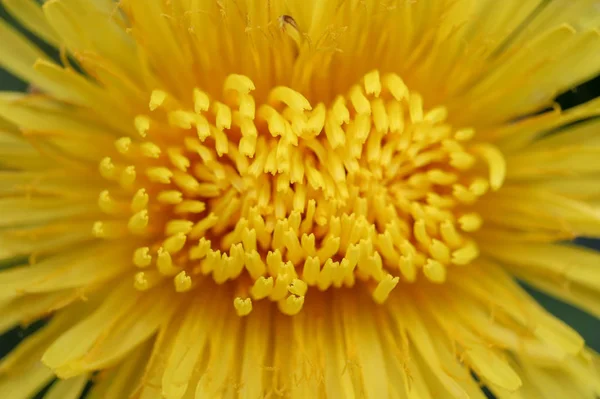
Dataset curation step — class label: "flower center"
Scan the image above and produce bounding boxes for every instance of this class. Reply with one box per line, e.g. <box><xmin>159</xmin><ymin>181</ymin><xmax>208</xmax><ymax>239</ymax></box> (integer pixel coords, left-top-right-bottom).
<box><xmin>93</xmin><ymin>70</ymin><xmax>505</xmax><ymax>316</ymax></box>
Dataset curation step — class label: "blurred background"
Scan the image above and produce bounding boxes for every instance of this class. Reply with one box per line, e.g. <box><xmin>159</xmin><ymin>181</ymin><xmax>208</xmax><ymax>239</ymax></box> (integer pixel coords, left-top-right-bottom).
<box><xmin>0</xmin><ymin>2</ymin><xmax>599</xmax><ymax>396</ymax></box>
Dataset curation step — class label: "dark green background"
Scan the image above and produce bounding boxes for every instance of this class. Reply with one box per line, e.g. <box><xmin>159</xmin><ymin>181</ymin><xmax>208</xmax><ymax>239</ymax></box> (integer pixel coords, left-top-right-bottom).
<box><xmin>0</xmin><ymin>4</ymin><xmax>599</xmax><ymax>395</ymax></box>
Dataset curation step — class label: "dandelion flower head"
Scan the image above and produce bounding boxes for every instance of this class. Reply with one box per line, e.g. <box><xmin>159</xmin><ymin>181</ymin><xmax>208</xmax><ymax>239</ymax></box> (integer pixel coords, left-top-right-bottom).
<box><xmin>0</xmin><ymin>0</ymin><xmax>600</xmax><ymax>398</ymax></box>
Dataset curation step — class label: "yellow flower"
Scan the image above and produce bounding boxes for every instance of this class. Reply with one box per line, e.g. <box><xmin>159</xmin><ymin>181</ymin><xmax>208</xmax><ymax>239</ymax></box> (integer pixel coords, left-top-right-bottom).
<box><xmin>1</xmin><ymin>0</ymin><xmax>600</xmax><ymax>397</ymax></box>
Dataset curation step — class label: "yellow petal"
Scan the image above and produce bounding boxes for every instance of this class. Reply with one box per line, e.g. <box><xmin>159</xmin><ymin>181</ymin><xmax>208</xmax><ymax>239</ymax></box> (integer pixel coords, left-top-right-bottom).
<box><xmin>3</xmin><ymin>0</ymin><xmax>61</xmax><ymax>47</ymax></box>
<box><xmin>0</xmin><ymin>362</ymin><xmax>53</xmax><ymax>399</ymax></box>
<box><xmin>0</xmin><ymin>290</ymin><xmax>79</xmax><ymax>335</ymax></box>
<box><xmin>161</xmin><ymin>294</ymin><xmax>223</xmax><ymax>399</ymax></box>
<box><xmin>85</xmin><ymin>341</ymin><xmax>151</xmax><ymax>399</ymax></box>
<box><xmin>44</xmin><ymin>375</ymin><xmax>88</xmax><ymax>399</ymax></box>
<box><xmin>41</xmin><ymin>281</ymin><xmax>138</xmax><ymax>374</ymax></box>
<box><xmin>0</xmin><ymin>244</ymin><xmax>128</xmax><ymax>300</ymax></box>
<box><xmin>477</xmin><ymin>186</ymin><xmax>600</xmax><ymax>237</ymax></box>
<box><xmin>0</xmin><ymin>197</ymin><xmax>95</xmax><ymax>229</ymax></box>
<box><xmin>465</xmin><ymin>347</ymin><xmax>522</xmax><ymax>391</ymax></box>
<box><xmin>59</xmin><ymin>285</ymin><xmax>181</xmax><ymax>377</ymax></box>
<box><xmin>0</xmin><ymin>19</ymin><xmax>61</xmax><ymax>93</ymax></box>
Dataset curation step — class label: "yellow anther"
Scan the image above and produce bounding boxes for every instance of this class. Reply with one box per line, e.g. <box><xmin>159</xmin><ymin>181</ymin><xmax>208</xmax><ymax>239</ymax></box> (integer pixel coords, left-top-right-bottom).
<box><xmin>316</xmin><ymin>236</ymin><xmax>340</xmax><ymax>261</ymax></box>
<box><xmin>423</xmin><ymin>259</ymin><xmax>446</xmax><ymax>283</ymax></box>
<box><xmin>387</xmin><ymin>101</ymin><xmax>404</xmax><ymax>133</ymax></box>
<box><xmin>426</xmin><ymin>193</ymin><xmax>456</xmax><ymax>208</ymax></box>
<box><xmin>224</xmin><ymin>74</ymin><xmax>255</xmax><ymax>94</ymax></box>
<box><xmin>452</xmin><ymin>241</ymin><xmax>479</xmax><ymax>265</ymax></box>
<box><xmin>168</xmin><ymin>110</ymin><xmax>197</xmax><ymax>129</ymax></box>
<box><xmin>469</xmin><ymin>178</ymin><xmax>489</xmax><ymax>196</ymax></box>
<box><xmin>455</xmin><ymin>128</ymin><xmax>475</xmax><ymax>141</ymax></box>
<box><xmin>163</xmin><ymin>232</ymin><xmax>187</xmax><ymax>254</ymax></box>
<box><xmin>442</xmin><ymin>139</ymin><xmax>464</xmax><ymax>152</ymax></box>
<box><xmin>413</xmin><ymin>219</ymin><xmax>431</xmax><ymax>247</ymax></box>
<box><xmin>201</xmin><ymin>249</ymin><xmax>220</xmax><ymax>275</ymax></box>
<box><xmin>330</xmin><ymin>96</ymin><xmax>349</xmax><ymax>125</ymax></box>
<box><xmin>134</xmin><ymin>272</ymin><xmax>150</xmax><ymax>291</ymax></box>
<box><xmin>172</xmin><ymin>172</ymin><xmax>201</xmax><ymax>194</ymax></box>
<box><xmin>190</xmin><ymin>213</ymin><xmax>219</xmax><ymax>238</ymax></box>
<box><xmin>128</xmin><ymin>210</ymin><xmax>149</xmax><ymax>234</ymax></box>
<box><xmin>305</xmin><ymin>103</ymin><xmax>327</xmax><ymax>135</ymax></box>
<box><xmin>165</xmin><ymin>220</ymin><xmax>194</xmax><ymax>236</ymax></box>
<box><xmin>364</xmin><ymin>70</ymin><xmax>382</xmax><ymax>97</ymax></box>
<box><xmin>92</xmin><ymin>221</ymin><xmax>104</xmax><ymax>238</ymax></box>
<box><xmin>288</xmin><ymin>278</ymin><xmax>308</xmax><ymax>297</ymax></box>
<box><xmin>244</xmin><ymin>250</ymin><xmax>266</xmax><ymax>279</ymax></box>
<box><xmin>427</xmin><ymin>169</ymin><xmax>457</xmax><ymax>185</ymax></box>
<box><xmin>131</xmin><ymin>188</ymin><xmax>149</xmax><ymax>212</ymax></box>
<box><xmin>167</xmin><ymin>149</ymin><xmax>190</xmax><ymax>171</ymax></box>
<box><xmin>120</xmin><ymin>166</ymin><xmax>136</xmax><ymax>188</ymax></box>
<box><xmin>149</xmin><ymin>90</ymin><xmax>168</xmax><ymax>111</ymax></box>
<box><xmin>189</xmin><ymin>237</ymin><xmax>211</xmax><ymax>260</ymax></box>
<box><xmin>409</xmin><ymin>93</ymin><xmax>423</xmax><ymax>123</ymax></box>
<box><xmin>196</xmin><ymin>114</ymin><xmax>211</xmax><ymax>140</ymax></box>
<box><xmin>349</xmin><ymin>85</ymin><xmax>371</xmax><ymax>114</ymax></box>
<box><xmin>382</xmin><ymin>73</ymin><xmax>408</xmax><ymax>100</ymax></box>
<box><xmin>115</xmin><ymin>137</ymin><xmax>132</xmax><ymax>154</ymax></box>
<box><xmin>98</xmin><ymin>190</ymin><xmax>119</xmax><ymax>214</ymax></box>
<box><xmin>440</xmin><ymin>220</ymin><xmax>463</xmax><ymax>248</ymax></box>
<box><xmin>453</xmin><ymin>184</ymin><xmax>477</xmax><ymax>204</ymax></box>
<box><xmin>133</xmin><ymin>247</ymin><xmax>152</xmax><ymax>268</ymax></box>
<box><xmin>157</xmin><ymin>190</ymin><xmax>183</xmax><ymax>205</ymax></box>
<box><xmin>282</xmin><ymin>229</ymin><xmax>303</xmax><ymax>263</ymax></box>
<box><xmin>239</xmin><ymin>93</ymin><xmax>256</xmax><ymax>119</ymax></box>
<box><xmin>251</xmin><ymin>276</ymin><xmax>273</xmax><ymax>300</ymax></box>
<box><xmin>146</xmin><ymin>167</ymin><xmax>173</xmax><ymax>184</ymax></box>
<box><xmin>302</xmin><ymin>256</ymin><xmax>320</xmax><ymax>286</ymax></box>
<box><xmin>270</xmin><ymin>273</ymin><xmax>292</xmax><ymax>301</ymax></box>
<box><xmin>134</xmin><ymin>115</ymin><xmax>151</xmax><ymax>137</ymax></box>
<box><xmin>242</xmin><ymin>228</ymin><xmax>257</xmax><ymax>252</ymax></box>
<box><xmin>471</xmin><ymin>144</ymin><xmax>506</xmax><ymax>191</ymax></box>
<box><xmin>268</xmin><ymin>86</ymin><xmax>312</xmax><ymax>112</ymax></box>
<box><xmin>258</xmin><ymin>105</ymin><xmax>287</xmax><ymax>136</ymax></box>
<box><xmin>99</xmin><ymin>157</ymin><xmax>116</xmax><ymax>180</ymax></box>
<box><xmin>317</xmin><ymin>258</ymin><xmax>336</xmax><ymax>291</ymax></box>
<box><xmin>324</xmin><ymin>117</ymin><xmax>346</xmax><ymax>149</ymax></box>
<box><xmin>174</xmin><ymin>200</ymin><xmax>206</xmax><ymax>214</ymax></box>
<box><xmin>372</xmin><ymin>274</ymin><xmax>399</xmax><ymax>304</ymax></box>
<box><xmin>371</xmin><ymin>98</ymin><xmax>388</xmax><ymax>133</ymax></box>
<box><xmin>174</xmin><ymin>271</ymin><xmax>192</xmax><ymax>292</ymax></box>
<box><xmin>458</xmin><ymin>213</ymin><xmax>483</xmax><ymax>232</ymax></box>
<box><xmin>213</xmin><ymin>102</ymin><xmax>232</xmax><ymax>130</ymax></box>
<box><xmin>134</xmin><ymin>270</ymin><xmax>163</xmax><ymax>291</ymax></box>
<box><xmin>140</xmin><ymin>142</ymin><xmax>161</xmax><ymax>158</ymax></box>
<box><xmin>424</xmin><ymin>106</ymin><xmax>448</xmax><ymax>123</ymax></box>
<box><xmin>193</xmin><ymin>88</ymin><xmax>210</xmax><ymax>112</ymax></box>
<box><xmin>156</xmin><ymin>248</ymin><xmax>181</xmax><ymax>276</ymax></box>
<box><xmin>266</xmin><ymin>249</ymin><xmax>283</xmax><ymax>276</ymax></box>
<box><xmin>278</xmin><ymin>295</ymin><xmax>304</xmax><ymax>316</ymax></box>
<box><xmin>429</xmin><ymin>239</ymin><xmax>451</xmax><ymax>264</ymax></box>
<box><xmin>92</xmin><ymin>221</ymin><xmax>123</xmax><ymax>239</ymax></box>
<box><xmin>212</xmin><ymin>126</ymin><xmax>229</xmax><ymax>156</ymax></box>
<box><xmin>233</xmin><ymin>297</ymin><xmax>253</xmax><ymax>316</ymax></box>
<box><xmin>398</xmin><ymin>255</ymin><xmax>416</xmax><ymax>282</ymax></box>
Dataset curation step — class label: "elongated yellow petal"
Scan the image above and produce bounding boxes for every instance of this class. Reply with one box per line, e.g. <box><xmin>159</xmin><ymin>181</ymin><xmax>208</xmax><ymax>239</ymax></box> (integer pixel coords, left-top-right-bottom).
<box><xmin>65</xmin><ymin>285</ymin><xmax>180</xmax><ymax>377</ymax></box>
<box><xmin>0</xmin><ymin>244</ymin><xmax>128</xmax><ymax>300</ymax></box>
<box><xmin>44</xmin><ymin>375</ymin><xmax>88</xmax><ymax>399</ymax></box>
<box><xmin>85</xmin><ymin>341</ymin><xmax>151</xmax><ymax>399</ymax></box>
<box><xmin>3</xmin><ymin>0</ymin><xmax>61</xmax><ymax>47</ymax></box>
<box><xmin>0</xmin><ymin>19</ymin><xmax>60</xmax><ymax>93</ymax></box>
<box><xmin>0</xmin><ymin>290</ymin><xmax>79</xmax><ymax>335</ymax></box>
